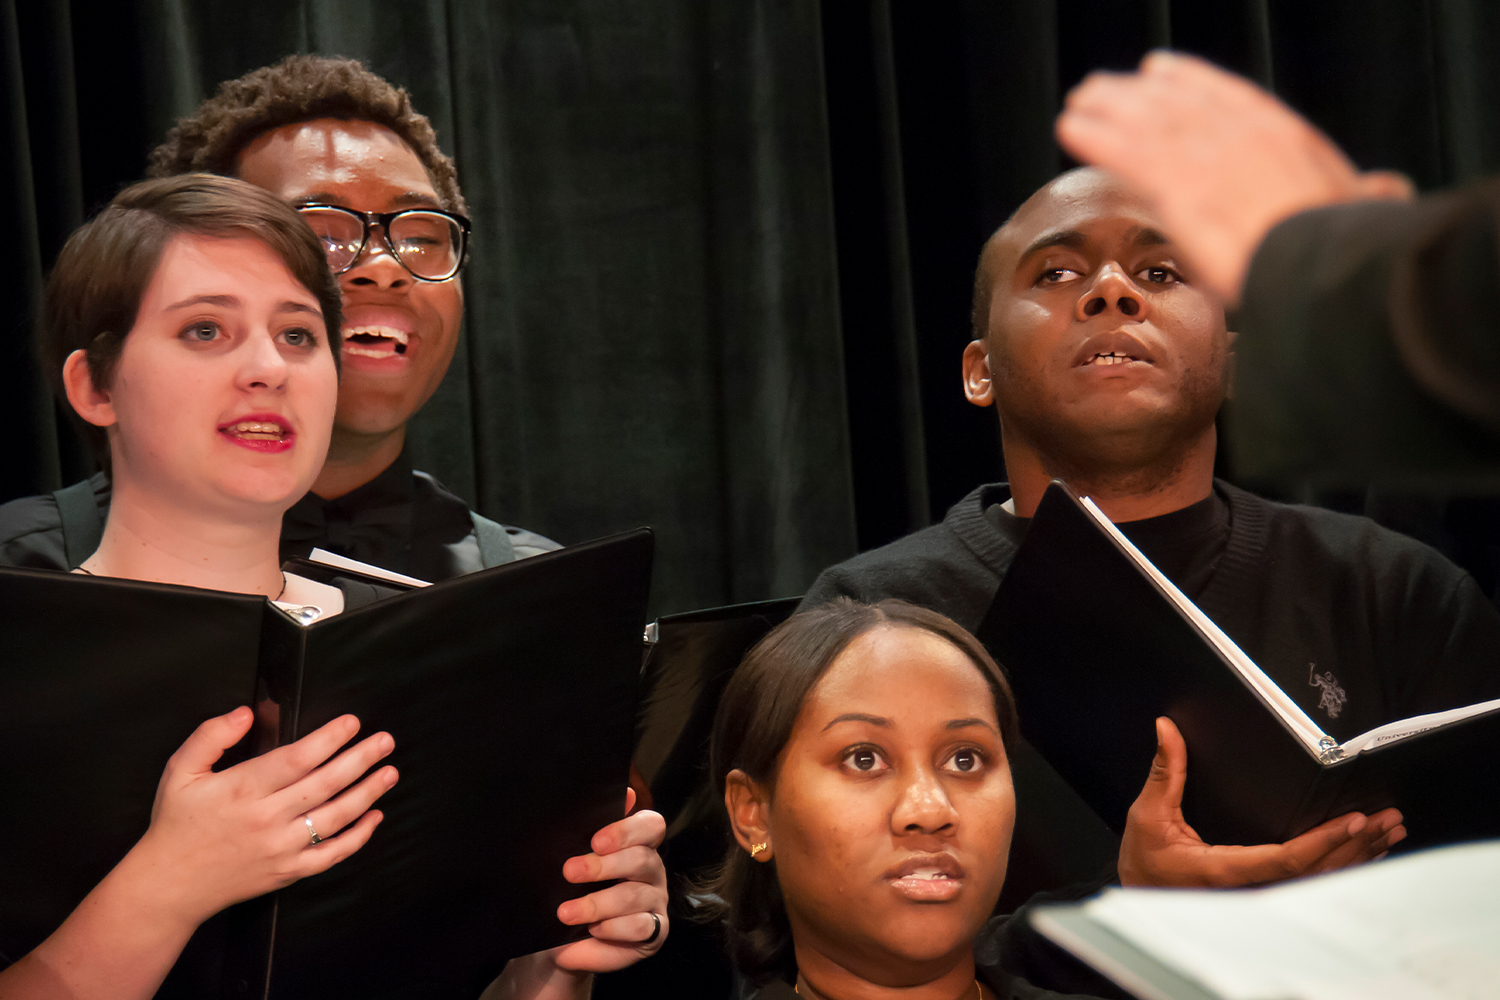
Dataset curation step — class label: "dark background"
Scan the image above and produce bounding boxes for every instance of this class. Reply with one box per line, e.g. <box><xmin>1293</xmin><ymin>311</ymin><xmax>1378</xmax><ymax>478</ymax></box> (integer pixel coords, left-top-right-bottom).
<box><xmin>6</xmin><ymin>0</ymin><xmax>1500</xmax><ymax>615</ymax></box>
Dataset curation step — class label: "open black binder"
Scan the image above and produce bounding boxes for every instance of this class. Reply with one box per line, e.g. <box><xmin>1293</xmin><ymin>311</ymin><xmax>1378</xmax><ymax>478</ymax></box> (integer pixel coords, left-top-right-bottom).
<box><xmin>979</xmin><ymin>482</ymin><xmax>1500</xmax><ymax>849</ymax></box>
<box><xmin>634</xmin><ymin>597</ymin><xmax>801</xmax><ymax>831</ymax></box>
<box><xmin>0</xmin><ymin>529</ymin><xmax>653</xmax><ymax>1000</ymax></box>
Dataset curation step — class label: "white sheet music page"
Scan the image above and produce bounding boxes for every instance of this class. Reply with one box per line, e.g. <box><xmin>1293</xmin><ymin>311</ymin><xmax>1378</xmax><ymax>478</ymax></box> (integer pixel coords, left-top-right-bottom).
<box><xmin>307</xmin><ymin>547</ymin><xmax>431</xmax><ymax>588</ymax></box>
<box><xmin>1080</xmin><ymin>840</ymin><xmax>1500</xmax><ymax>1000</ymax></box>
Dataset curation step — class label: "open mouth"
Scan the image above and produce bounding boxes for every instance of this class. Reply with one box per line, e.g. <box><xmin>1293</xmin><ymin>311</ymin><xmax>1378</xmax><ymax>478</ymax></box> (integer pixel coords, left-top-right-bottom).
<box><xmin>1083</xmin><ymin>351</ymin><xmax>1144</xmax><ymax>366</ymax></box>
<box><xmin>219</xmin><ymin>415</ymin><xmax>293</xmax><ymax>452</ymax></box>
<box><xmin>885</xmin><ymin>855</ymin><xmax>966</xmax><ymax>901</ymax></box>
<box><xmin>343</xmin><ymin>325</ymin><xmax>410</xmax><ymax>358</ymax></box>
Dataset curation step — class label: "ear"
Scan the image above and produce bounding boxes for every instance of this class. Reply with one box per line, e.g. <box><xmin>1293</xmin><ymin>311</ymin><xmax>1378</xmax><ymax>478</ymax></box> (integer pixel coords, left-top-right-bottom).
<box><xmin>62</xmin><ymin>349</ymin><xmax>117</xmax><ymax>429</ymax></box>
<box><xmin>962</xmin><ymin>339</ymin><xmax>995</xmax><ymax>408</ymax></box>
<box><xmin>725</xmin><ymin>768</ymin><xmax>774</xmax><ymax>861</ymax></box>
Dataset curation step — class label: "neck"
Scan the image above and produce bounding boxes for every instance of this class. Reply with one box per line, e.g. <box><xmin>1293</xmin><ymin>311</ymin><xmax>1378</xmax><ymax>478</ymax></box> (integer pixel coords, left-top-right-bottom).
<box><xmin>83</xmin><ymin>475</ymin><xmax>285</xmax><ymax>597</ymax></box>
<box><xmin>793</xmin><ymin>948</ymin><xmax>979</xmax><ymax>1000</ymax></box>
<box><xmin>1003</xmin><ymin>423</ymin><xmax>1217</xmax><ymax>522</ymax></box>
<box><xmin>313</xmin><ymin>423</ymin><xmax>405</xmax><ymax>500</ymax></box>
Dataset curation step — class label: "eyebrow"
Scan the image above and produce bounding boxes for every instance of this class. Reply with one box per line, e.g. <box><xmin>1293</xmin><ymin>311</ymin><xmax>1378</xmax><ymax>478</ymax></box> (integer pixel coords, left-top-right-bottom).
<box><xmin>820</xmin><ymin>713</ymin><xmax>1000</xmax><ymax>734</ymax></box>
<box><xmin>822</xmin><ymin>713</ymin><xmax>890</xmax><ymax>731</ymax></box>
<box><xmin>164</xmin><ymin>294</ymin><xmax>321</xmax><ymax>317</ymax></box>
<box><xmin>946</xmin><ymin>718</ymin><xmax>999</xmax><ymax>733</ymax></box>
<box><xmin>165</xmin><ymin>293</ymin><xmax>239</xmax><ymax>311</ymax></box>
<box><xmin>299</xmin><ymin>190</ymin><xmax>442</xmax><ymax>211</ymax></box>
<box><xmin>1016</xmin><ymin>225</ymin><xmax>1173</xmax><ymax>270</ymax></box>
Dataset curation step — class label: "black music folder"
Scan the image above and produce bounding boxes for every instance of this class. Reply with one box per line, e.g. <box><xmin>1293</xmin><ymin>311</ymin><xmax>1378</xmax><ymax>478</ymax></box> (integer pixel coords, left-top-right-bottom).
<box><xmin>0</xmin><ymin>529</ymin><xmax>653</xmax><ymax>1000</ymax></box>
<box><xmin>979</xmin><ymin>482</ymin><xmax>1500</xmax><ymax>849</ymax></box>
<box><xmin>634</xmin><ymin>597</ymin><xmax>801</xmax><ymax>831</ymax></box>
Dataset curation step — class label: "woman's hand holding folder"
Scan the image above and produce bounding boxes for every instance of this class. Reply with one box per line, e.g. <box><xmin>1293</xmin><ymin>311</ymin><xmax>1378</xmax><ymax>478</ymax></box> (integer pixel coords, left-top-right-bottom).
<box><xmin>0</xmin><ymin>707</ymin><xmax>397</xmax><ymax>1000</ymax></box>
<box><xmin>1118</xmin><ymin>718</ymin><xmax>1407</xmax><ymax>888</ymax></box>
<box><xmin>485</xmin><ymin>787</ymin><xmax>668</xmax><ymax>1000</ymax></box>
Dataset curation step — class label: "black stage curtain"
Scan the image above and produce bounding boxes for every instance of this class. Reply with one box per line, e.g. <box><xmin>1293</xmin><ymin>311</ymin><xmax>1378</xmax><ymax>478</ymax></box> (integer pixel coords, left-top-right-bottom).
<box><xmin>6</xmin><ymin>1</ymin><xmax>1500</xmax><ymax>614</ymax></box>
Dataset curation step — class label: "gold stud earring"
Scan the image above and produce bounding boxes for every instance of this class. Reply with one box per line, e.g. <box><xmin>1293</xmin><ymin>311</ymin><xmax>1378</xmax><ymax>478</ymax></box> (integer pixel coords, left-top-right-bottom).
<box><xmin>750</xmin><ymin>842</ymin><xmax>769</xmax><ymax>857</ymax></box>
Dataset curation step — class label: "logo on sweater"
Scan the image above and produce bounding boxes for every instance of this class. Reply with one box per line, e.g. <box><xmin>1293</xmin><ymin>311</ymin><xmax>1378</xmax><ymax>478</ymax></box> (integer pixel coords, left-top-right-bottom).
<box><xmin>1308</xmin><ymin>664</ymin><xmax>1347</xmax><ymax>720</ymax></box>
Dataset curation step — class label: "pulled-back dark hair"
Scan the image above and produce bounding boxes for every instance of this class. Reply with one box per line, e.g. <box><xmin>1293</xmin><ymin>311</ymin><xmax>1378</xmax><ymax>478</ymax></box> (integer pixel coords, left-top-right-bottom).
<box><xmin>700</xmin><ymin>598</ymin><xmax>1018</xmax><ymax>985</ymax></box>
<box><xmin>147</xmin><ymin>53</ymin><xmax>466</xmax><ymax>215</ymax></box>
<box><xmin>42</xmin><ymin>173</ymin><xmax>343</xmax><ymax>471</ymax></box>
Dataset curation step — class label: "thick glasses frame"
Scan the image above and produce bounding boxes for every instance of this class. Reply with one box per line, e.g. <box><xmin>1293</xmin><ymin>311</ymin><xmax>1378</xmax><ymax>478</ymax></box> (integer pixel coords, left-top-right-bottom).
<box><xmin>296</xmin><ymin>203</ymin><xmax>472</xmax><ymax>282</ymax></box>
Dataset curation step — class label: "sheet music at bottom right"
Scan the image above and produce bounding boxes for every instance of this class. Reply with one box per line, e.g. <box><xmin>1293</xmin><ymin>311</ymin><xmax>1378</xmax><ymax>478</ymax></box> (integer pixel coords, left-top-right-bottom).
<box><xmin>1030</xmin><ymin>839</ymin><xmax>1500</xmax><ymax>1000</ymax></box>
<box><xmin>979</xmin><ymin>481</ymin><xmax>1500</xmax><ymax>849</ymax></box>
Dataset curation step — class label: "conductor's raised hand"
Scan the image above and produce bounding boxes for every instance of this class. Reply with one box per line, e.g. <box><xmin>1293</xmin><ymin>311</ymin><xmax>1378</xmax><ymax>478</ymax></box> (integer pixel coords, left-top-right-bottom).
<box><xmin>134</xmin><ymin>707</ymin><xmax>397</xmax><ymax>927</ymax></box>
<box><xmin>1056</xmin><ymin>51</ymin><xmax>1413</xmax><ymax>305</ymax></box>
<box><xmin>554</xmin><ymin>786</ymin><xmax>669</xmax><ymax>973</ymax></box>
<box><xmin>1118</xmin><ymin>717</ymin><xmax>1405</xmax><ymax>888</ymax></box>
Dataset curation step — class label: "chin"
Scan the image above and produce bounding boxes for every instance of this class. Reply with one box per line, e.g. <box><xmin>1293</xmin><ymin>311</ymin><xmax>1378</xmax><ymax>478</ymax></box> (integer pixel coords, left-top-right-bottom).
<box><xmin>214</xmin><ymin>470</ymin><xmax>315</xmax><ymax>509</ymax></box>
<box><xmin>332</xmin><ymin>402</ymin><xmax>417</xmax><ymax>440</ymax></box>
<box><xmin>870</xmin><ymin>911</ymin><xmax>977</xmax><ymax>965</ymax></box>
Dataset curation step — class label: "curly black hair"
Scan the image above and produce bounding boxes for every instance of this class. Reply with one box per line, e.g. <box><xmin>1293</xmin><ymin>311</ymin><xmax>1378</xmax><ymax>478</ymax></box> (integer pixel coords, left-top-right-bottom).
<box><xmin>147</xmin><ymin>53</ymin><xmax>466</xmax><ymax>215</ymax></box>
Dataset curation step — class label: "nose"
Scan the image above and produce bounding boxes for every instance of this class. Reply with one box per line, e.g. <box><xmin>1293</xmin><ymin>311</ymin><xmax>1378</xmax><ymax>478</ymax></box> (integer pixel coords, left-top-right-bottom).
<box><xmin>238</xmin><ymin>329</ymin><xmax>289</xmax><ymax>392</ymax></box>
<box><xmin>343</xmin><ymin>225</ymin><xmax>411</xmax><ymax>291</ymax></box>
<box><xmin>890</xmin><ymin>766</ymin><xmax>959</xmax><ymax>835</ymax></box>
<box><xmin>1075</xmin><ymin>262</ymin><xmax>1149</xmax><ymax>322</ymax></box>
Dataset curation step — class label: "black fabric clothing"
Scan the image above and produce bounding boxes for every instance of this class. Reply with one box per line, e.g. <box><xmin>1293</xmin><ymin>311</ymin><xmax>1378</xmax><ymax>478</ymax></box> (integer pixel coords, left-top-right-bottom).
<box><xmin>1232</xmin><ymin>187</ymin><xmax>1500</xmax><ymax>486</ymax></box>
<box><xmin>321</xmin><ymin>574</ymin><xmax>403</xmax><ymax>612</ymax></box>
<box><xmin>743</xmin><ymin>971</ymin><xmax>1097</xmax><ymax>1000</ymax></box>
<box><xmin>0</xmin><ymin>472</ymin><xmax>112</xmax><ymax>571</ymax></box>
<box><xmin>807</xmin><ymin>478</ymin><xmax>1500</xmax><ymax>741</ymax></box>
<box><xmin>0</xmin><ymin>450</ymin><xmax>558</xmax><ymax>580</ymax></box>
<box><xmin>803</xmin><ymin>478</ymin><xmax>1500</xmax><ymax>997</ymax></box>
<box><xmin>983</xmin><ymin>490</ymin><xmax>1231</xmax><ymax>604</ymax></box>
<box><xmin>277</xmin><ymin>449</ymin><xmax>559</xmax><ymax>579</ymax></box>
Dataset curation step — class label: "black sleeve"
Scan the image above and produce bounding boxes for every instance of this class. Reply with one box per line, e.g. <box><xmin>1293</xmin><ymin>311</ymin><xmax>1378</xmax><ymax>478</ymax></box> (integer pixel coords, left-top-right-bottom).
<box><xmin>798</xmin><ymin>563</ymin><xmax>874</xmax><ymax>612</ymax></box>
<box><xmin>1230</xmin><ymin>185</ymin><xmax>1500</xmax><ymax>485</ymax></box>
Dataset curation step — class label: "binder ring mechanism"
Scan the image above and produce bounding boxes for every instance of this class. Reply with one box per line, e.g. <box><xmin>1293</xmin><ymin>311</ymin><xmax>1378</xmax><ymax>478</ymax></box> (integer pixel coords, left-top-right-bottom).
<box><xmin>1317</xmin><ymin>737</ymin><xmax>1346</xmax><ymax>765</ymax></box>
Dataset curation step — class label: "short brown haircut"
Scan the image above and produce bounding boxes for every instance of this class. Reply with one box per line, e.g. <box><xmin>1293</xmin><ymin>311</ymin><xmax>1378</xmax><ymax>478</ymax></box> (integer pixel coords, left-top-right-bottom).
<box><xmin>43</xmin><ymin>173</ymin><xmax>344</xmax><ymax>470</ymax></box>
<box><xmin>147</xmin><ymin>54</ymin><xmax>465</xmax><ymax>215</ymax></box>
<box><xmin>699</xmin><ymin>598</ymin><xmax>1018</xmax><ymax>985</ymax></box>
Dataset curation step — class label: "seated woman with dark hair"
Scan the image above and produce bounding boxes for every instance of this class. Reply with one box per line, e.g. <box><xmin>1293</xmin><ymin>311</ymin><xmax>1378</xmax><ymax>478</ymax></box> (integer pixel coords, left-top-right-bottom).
<box><xmin>0</xmin><ymin>173</ymin><xmax>664</xmax><ymax>1000</ymax></box>
<box><xmin>706</xmin><ymin>598</ymin><xmax>1086</xmax><ymax>1000</ymax></box>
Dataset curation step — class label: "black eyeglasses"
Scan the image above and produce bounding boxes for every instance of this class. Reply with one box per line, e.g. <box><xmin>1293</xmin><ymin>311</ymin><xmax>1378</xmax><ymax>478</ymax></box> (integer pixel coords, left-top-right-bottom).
<box><xmin>296</xmin><ymin>204</ymin><xmax>471</xmax><ymax>282</ymax></box>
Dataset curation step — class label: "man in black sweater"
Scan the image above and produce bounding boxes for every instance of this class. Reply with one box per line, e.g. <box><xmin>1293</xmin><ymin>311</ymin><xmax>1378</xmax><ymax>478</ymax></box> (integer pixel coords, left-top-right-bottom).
<box><xmin>0</xmin><ymin>55</ymin><xmax>556</xmax><ymax>580</ymax></box>
<box><xmin>803</xmin><ymin>167</ymin><xmax>1500</xmax><ymax>923</ymax></box>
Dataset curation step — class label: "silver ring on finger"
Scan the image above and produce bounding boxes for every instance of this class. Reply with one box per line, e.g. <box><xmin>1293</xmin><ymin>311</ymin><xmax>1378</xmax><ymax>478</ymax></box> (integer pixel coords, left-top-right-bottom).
<box><xmin>304</xmin><ymin>815</ymin><xmax>323</xmax><ymax>846</ymax></box>
<box><xmin>643</xmin><ymin>911</ymin><xmax>661</xmax><ymax>945</ymax></box>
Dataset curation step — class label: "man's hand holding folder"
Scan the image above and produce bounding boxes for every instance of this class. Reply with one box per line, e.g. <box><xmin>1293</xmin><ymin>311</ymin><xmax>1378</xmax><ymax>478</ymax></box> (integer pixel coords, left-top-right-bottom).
<box><xmin>1119</xmin><ymin>718</ymin><xmax>1408</xmax><ymax>888</ymax></box>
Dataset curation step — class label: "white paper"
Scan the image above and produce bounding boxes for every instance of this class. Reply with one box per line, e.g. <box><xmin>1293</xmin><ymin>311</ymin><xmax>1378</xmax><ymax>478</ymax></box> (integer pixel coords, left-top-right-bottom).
<box><xmin>1339</xmin><ymin>697</ymin><xmax>1500</xmax><ymax>755</ymax></box>
<box><xmin>1080</xmin><ymin>841</ymin><xmax>1500</xmax><ymax>1000</ymax></box>
<box><xmin>307</xmin><ymin>547</ymin><xmax>431</xmax><ymax>589</ymax></box>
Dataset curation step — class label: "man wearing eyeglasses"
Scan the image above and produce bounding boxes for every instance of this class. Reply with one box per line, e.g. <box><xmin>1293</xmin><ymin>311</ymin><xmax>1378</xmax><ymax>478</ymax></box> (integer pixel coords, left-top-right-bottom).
<box><xmin>0</xmin><ymin>54</ymin><xmax>670</xmax><ymax>1000</ymax></box>
<box><xmin>1</xmin><ymin>54</ymin><xmax>556</xmax><ymax>581</ymax></box>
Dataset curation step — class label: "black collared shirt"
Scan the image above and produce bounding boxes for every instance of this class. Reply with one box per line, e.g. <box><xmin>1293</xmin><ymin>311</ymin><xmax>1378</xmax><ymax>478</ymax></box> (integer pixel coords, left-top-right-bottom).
<box><xmin>280</xmin><ymin>449</ymin><xmax>481</xmax><ymax>581</ymax></box>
